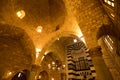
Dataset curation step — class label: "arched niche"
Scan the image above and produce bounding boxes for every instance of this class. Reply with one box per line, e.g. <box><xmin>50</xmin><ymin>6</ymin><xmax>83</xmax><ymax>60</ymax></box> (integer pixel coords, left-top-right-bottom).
<box><xmin>11</xmin><ymin>70</ymin><xmax>30</xmax><ymax>80</ymax></box>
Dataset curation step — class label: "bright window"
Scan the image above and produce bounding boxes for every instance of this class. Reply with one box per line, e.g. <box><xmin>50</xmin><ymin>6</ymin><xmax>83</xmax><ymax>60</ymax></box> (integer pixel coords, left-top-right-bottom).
<box><xmin>104</xmin><ymin>0</ymin><xmax>114</xmax><ymax>7</ymax></box>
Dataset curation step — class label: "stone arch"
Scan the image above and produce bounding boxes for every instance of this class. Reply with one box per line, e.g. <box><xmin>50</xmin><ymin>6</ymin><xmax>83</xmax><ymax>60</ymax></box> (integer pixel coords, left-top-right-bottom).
<box><xmin>44</xmin><ymin>52</ymin><xmax>62</xmax><ymax>68</ymax></box>
<box><xmin>0</xmin><ymin>23</ymin><xmax>35</xmax><ymax>79</ymax></box>
<box><xmin>11</xmin><ymin>69</ymin><xmax>30</xmax><ymax>80</ymax></box>
<box><xmin>39</xmin><ymin>52</ymin><xmax>64</xmax><ymax>80</ymax></box>
<box><xmin>36</xmin><ymin>31</ymin><xmax>84</xmax><ymax>65</ymax></box>
<box><xmin>36</xmin><ymin>52</ymin><xmax>62</xmax><ymax>80</ymax></box>
<box><xmin>44</xmin><ymin>52</ymin><xmax>62</xmax><ymax>62</ymax></box>
<box><xmin>40</xmin><ymin>51</ymin><xmax>63</xmax><ymax>69</ymax></box>
<box><xmin>38</xmin><ymin>70</ymin><xmax>49</xmax><ymax>80</ymax></box>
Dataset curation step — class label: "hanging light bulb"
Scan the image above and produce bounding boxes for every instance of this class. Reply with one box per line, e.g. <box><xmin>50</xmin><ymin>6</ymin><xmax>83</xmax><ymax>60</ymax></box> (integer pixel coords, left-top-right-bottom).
<box><xmin>36</xmin><ymin>48</ymin><xmax>41</xmax><ymax>58</ymax></box>
<box><xmin>36</xmin><ymin>26</ymin><xmax>43</xmax><ymax>33</ymax></box>
<box><xmin>73</xmin><ymin>39</ymin><xmax>77</xmax><ymax>43</ymax></box>
<box><xmin>16</xmin><ymin>10</ymin><xmax>25</xmax><ymax>19</ymax></box>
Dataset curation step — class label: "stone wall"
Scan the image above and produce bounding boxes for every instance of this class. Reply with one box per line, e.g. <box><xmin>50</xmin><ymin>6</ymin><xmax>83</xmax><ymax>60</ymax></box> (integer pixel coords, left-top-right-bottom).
<box><xmin>115</xmin><ymin>0</ymin><xmax>120</xmax><ymax>39</ymax></box>
<box><xmin>0</xmin><ymin>24</ymin><xmax>35</xmax><ymax>80</ymax></box>
<box><xmin>64</xmin><ymin>0</ymin><xmax>111</xmax><ymax>48</ymax></box>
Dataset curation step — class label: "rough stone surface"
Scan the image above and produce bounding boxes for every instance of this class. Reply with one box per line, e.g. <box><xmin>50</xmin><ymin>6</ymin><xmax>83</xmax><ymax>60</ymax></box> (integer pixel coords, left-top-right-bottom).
<box><xmin>64</xmin><ymin>0</ymin><xmax>111</xmax><ymax>48</ymax></box>
<box><xmin>0</xmin><ymin>24</ymin><xmax>35</xmax><ymax>79</ymax></box>
<box><xmin>0</xmin><ymin>0</ymin><xmax>116</xmax><ymax>80</ymax></box>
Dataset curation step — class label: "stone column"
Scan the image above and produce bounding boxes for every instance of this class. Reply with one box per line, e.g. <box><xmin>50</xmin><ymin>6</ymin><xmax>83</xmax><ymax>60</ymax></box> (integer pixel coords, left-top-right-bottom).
<box><xmin>89</xmin><ymin>46</ymin><xmax>113</xmax><ymax>80</ymax></box>
<box><xmin>29</xmin><ymin>64</ymin><xmax>41</xmax><ymax>80</ymax></box>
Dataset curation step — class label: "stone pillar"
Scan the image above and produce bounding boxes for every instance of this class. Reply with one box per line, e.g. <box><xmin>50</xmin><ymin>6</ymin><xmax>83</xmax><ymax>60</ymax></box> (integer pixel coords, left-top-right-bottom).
<box><xmin>29</xmin><ymin>64</ymin><xmax>41</xmax><ymax>80</ymax></box>
<box><xmin>89</xmin><ymin>46</ymin><xmax>113</xmax><ymax>80</ymax></box>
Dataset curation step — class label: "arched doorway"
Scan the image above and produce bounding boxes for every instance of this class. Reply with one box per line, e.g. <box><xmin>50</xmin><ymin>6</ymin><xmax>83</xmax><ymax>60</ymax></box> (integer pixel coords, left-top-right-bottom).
<box><xmin>66</xmin><ymin>40</ymin><xmax>96</xmax><ymax>80</ymax></box>
<box><xmin>40</xmin><ymin>52</ymin><xmax>63</xmax><ymax>80</ymax></box>
<box><xmin>11</xmin><ymin>70</ymin><xmax>29</xmax><ymax>80</ymax></box>
<box><xmin>37</xmin><ymin>71</ymin><xmax>49</xmax><ymax>80</ymax></box>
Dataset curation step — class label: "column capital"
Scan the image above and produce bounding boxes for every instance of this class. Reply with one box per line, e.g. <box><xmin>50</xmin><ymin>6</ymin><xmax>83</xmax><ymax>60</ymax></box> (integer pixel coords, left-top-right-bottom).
<box><xmin>89</xmin><ymin>46</ymin><xmax>102</xmax><ymax>57</ymax></box>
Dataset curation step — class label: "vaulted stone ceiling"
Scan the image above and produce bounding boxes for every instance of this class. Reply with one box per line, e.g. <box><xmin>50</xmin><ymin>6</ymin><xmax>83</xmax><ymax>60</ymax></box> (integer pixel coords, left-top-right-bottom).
<box><xmin>0</xmin><ymin>0</ymin><xmax>111</xmax><ymax>64</ymax></box>
<box><xmin>0</xmin><ymin>0</ymin><xmax>114</xmax><ymax>79</ymax></box>
<box><xmin>0</xmin><ymin>0</ymin><xmax>67</xmax><ymax>32</ymax></box>
<box><xmin>0</xmin><ymin>24</ymin><xmax>35</xmax><ymax>79</ymax></box>
<box><xmin>45</xmin><ymin>36</ymin><xmax>78</xmax><ymax>63</ymax></box>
